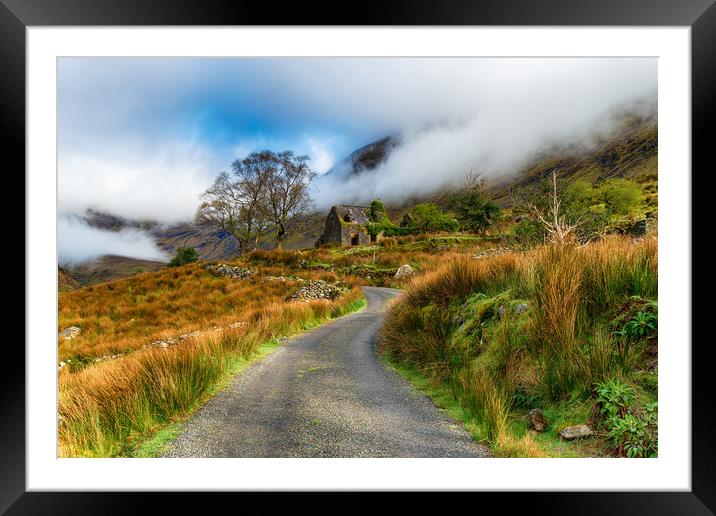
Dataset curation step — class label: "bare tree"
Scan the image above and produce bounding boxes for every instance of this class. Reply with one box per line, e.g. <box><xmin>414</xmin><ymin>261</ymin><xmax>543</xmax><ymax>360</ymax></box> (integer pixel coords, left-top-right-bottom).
<box><xmin>265</xmin><ymin>151</ymin><xmax>316</xmax><ymax>250</ymax></box>
<box><xmin>464</xmin><ymin>169</ymin><xmax>488</xmax><ymax>193</ymax></box>
<box><xmin>196</xmin><ymin>171</ymin><xmax>249</xmax><ymax>255</ymax></box>
<box><xmin>234</xmin><ymin>151</ymin><xmax>276</xmax><ymax>250</ymax></box>
<box><xmin>196</xmin><ymin>151</ymin><xmax>275</xmax><ymax>255</ymax></box>
<box><xmin>528</xmin><ymin>170</ymin><xmax>581</xmax><ymax>244</ymax></box>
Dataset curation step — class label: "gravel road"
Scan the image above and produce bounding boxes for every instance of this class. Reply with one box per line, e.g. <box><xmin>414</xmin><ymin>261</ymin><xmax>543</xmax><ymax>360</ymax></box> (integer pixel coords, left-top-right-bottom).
<box><xmin>163</xmin><ymin>286</ymin><xmax>491</xmax><ymax>457</ymax></box>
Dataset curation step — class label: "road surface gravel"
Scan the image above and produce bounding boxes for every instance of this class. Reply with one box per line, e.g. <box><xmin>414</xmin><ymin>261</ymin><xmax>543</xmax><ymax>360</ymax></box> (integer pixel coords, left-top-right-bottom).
<box><xmin>163</xmin><ymin>286</ymin><xmax>491</xmax><ymax>458</ymax></box>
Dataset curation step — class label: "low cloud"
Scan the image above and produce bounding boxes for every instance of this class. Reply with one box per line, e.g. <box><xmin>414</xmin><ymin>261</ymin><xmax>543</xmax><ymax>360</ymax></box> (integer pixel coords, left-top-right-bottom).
<box><xmin>59</xmin><ymin>57</ymin><xmax>657</xmax><ymax>225</ymax></box>
<box><xmin>312</xmin><ymin>58</ymin><xmax>657</xmax><ymax>208</ymax></box>
<box><xmin>58</xmin><ymin>139</ymin><xmax>219</xmax><ymax>224</ymax></box>
<box><xmin>307</xmin><ymin>138</ymin><xmax>336</xmax><ymax>174</ymax></box>
<box><xmin>58</xmin><ymin>215</ymin><xmax>169</xmax><ymax>265</ymax></box>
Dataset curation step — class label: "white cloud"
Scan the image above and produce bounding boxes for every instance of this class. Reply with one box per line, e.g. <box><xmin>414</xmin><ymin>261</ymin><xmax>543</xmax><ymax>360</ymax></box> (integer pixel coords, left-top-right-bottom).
<box><xmin>58</xmin><ymin>215</ymin><xmax>169</xmax><ymax>265</ymax></box>
<box><xmin>58</xmin><ymin>139</ymin><xmax>219</xmax><ymax>224</ymax></box>
<box><xmin>311</xmin><ymin>58</ymin><xmax>657</xmax><ymax>208</ymax></box>
<box><xmin>307</xmin><ymin>138</ymin><xmax>336</xmax><ymax>174</ymax></box>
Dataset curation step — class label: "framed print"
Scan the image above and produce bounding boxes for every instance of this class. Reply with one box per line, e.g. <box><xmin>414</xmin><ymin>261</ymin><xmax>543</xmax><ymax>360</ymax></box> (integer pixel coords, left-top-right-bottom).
<box><xmin>4</xmin><ymin>0</ymin><xmax>711</xmax><ymax>512</ymax></box>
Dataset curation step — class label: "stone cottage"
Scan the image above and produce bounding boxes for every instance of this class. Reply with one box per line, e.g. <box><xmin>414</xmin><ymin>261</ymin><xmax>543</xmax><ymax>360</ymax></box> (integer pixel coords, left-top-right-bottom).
<box><xmin>315</xmin><ymin>205</ymin><xmax>374</xmax><ymax>247</ymax></box>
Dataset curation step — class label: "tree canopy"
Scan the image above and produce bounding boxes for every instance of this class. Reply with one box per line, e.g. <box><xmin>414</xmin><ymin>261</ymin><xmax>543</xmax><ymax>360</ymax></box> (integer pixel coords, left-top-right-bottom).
<box><xmin>196</xmin><ymin>150</ymin><xmax>314</xmax><ymax>254</ymax></box>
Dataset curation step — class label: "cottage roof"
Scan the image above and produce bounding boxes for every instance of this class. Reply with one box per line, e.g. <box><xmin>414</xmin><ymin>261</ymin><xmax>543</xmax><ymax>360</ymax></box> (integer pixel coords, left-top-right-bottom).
<box><xmin>334</xmin><ymin>205</ymin><xmax>371</xmax><ymax>225</ymax></box>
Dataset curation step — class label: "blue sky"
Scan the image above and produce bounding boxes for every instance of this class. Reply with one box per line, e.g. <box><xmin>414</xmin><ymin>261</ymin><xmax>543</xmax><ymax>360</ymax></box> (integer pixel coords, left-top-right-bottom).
<box><xmin>57</xmin><ymin>57</ymin><xmax>657</xmax><ymax>249</ymax></box>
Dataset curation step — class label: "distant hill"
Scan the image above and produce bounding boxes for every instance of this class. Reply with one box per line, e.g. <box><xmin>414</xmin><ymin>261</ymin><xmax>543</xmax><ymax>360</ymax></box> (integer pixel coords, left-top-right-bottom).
<box><xmin>65</xmin><ymin>212</ymin><xmax>241</xmax><ymax>286</ymax></box>
<box><xmin>152</xmin><ymin>223</ymin><xmax>241</xmax><ymax>261</ymax></box>
<box><xmin>63</xmin><ymin>255</ymin><xmax>166</xmax><ymax>287</ymax></box>
<box><xmin>58</xmin><ymin>266</ymin><xmax>81</xmax><ymax>292</ymax></box>
<box><xmin>83</xmin><ymin>209</ymin><xmax>241</xmax><ymax>261</ymax></box>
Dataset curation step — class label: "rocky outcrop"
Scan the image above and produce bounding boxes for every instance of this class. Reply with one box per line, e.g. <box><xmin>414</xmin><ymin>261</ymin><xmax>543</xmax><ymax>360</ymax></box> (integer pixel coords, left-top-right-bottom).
<box><xmin>144</xmin><ymin>329</ymin><xmax>218</xmax><ymax>350</ymax></box>
<box><xmin>559</xmin><ymin>424</ymin><xmax>593</xmax><ymax>440</ymax></box>
<box><xmin>206</xmin><ymin>264</ymin><xmax>255</xmax><ymax>279</ymax></box>
<box><xmin>473</xmin><ymin>247</ymin><xmax>512</xmax><ymax>259</ymax></box>
<box><xmin>394</xmin><ymin>264</ymin><xmax>415</xmax><ymax>279</ymax></box>
<box><xmin>527</xmin><ymin>408</ymin><xmax>547</xmax><ymax>432</ymax></box>
<box><xmin>288</xmin><ymin>280</ymin><xmax>348</xmax><ymax>302</ymax></box>
<box><xmin>515</xmin><ymin>303</ymin><xmax>530</xmax><ymax>313</ymax></box>
<box><xmin>59</xmin><ymin>326</ymin><xmax>81</xmax><ymax>340</ymax></box>
<box><xmin>497</xmin><ymin>302</ymin><xmax>530</xmax><ymax>319</ymax></box>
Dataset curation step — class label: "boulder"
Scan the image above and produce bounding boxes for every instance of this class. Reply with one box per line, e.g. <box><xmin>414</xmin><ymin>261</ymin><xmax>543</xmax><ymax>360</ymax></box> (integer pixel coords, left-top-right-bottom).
<box><xmin>515</xmin><ymin>303</ymin><xmax>530</xmax><ymax>314</ymax></box>
<box><xmin>559</xmin><ymin>424</ymin><xmax>593</xmax><ymax>440</ymax></box>
<box><xmin>527</xmin><ymin>408</ymin><xmax>547</xmax><ymax>432</ymax></box>
<box><xmin>394</xmin><ymin>264</ymin><xmax>415</xmax><ymax>279</ymax></box>
<box><xmin>59</xmin><ymin>326</ymin><xmax>81</xmax><ymax>340</ymax></box>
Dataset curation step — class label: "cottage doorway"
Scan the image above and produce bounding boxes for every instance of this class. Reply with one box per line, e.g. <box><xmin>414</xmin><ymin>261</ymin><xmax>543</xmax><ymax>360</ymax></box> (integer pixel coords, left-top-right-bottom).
<box><xmin>351</xmin><ymin>233</ymin><xmax>359</xmax><ymax>246</ymax></box>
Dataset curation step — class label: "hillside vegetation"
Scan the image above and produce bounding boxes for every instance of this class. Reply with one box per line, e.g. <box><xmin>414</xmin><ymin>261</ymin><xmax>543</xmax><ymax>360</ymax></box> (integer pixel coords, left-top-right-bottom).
<box><xmin>58</xmin><ymin>260</ymin><xmax>364</xmax><ymax>457</ymax></box>
<box><xmin>379</xmin><ymin>236</ymin><xmax>658</xmax><ymax>457</ymax></box>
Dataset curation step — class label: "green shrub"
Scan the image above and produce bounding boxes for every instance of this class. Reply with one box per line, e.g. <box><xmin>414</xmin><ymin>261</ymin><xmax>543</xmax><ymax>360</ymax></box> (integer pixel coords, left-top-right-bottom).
<box><xmin>606</xmin><ymin>403</ymin><xmax>658</xmax><ymax>458</ymax></box>
<box><xmin>595</xmin><ymin>378</ymin><xmax>657</xmax><ymax>457</ymax></box>
<box><xmin>448</xmin><ymin>189</ymin><xmax>501</xmax><ymax>234</ymax></box>
<box><xmin>169</xmin><ymin>247</ymin><xmax>199</xmax><ymax>267</ymax></box>
<box><xmin>619</xmin><ymin>311</ymin><xmax>657</xmax><ymax>340</ymax></box>
<box><xmin>366</xmin><ymin>221</ymin><xmax>415</xmax><ymax>237</ymax></box>
<box><xmin>369</xmin><ymin>199</ymin><xmax>388</xmax><ymax>222</ymax></box>
<box><xmin>595</xmin><ymin>378</ymin><xmax>635</xmax><ymax>420</ymax></box>
<box><xmin>597</xmin><ymin>178</ymin><xmax>645</xmax><ymax>217</ymax></box>
<box><xmin>512</xmin><ymin>218</ymin><xmax>545</xmax><ymax>246</ymax></box>
<box><xmin>407</xmin><ymin>203</ymin><xmax>459</xmax><ymax>233</ymax></box>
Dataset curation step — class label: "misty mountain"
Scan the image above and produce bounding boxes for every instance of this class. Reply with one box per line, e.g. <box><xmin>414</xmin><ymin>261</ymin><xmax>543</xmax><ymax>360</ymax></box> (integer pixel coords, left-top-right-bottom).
<box><xmin>320</xmin><ymin>136</ymin><xmax>399</xmax><ymax>181</ymax></box>
<box><xmin>61</xmin><ymin>106</ymin><xmax>656</xmax><ymax>288</ymax></box>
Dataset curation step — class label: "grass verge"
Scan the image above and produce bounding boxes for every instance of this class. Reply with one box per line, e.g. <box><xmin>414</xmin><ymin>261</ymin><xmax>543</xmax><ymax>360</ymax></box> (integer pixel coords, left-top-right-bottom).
<box><xmin>378</xmin><ymin>236</ymin><xmax>657</xmax><ymax>458</ymax></box>
<box><xmin>131</xmin><ymin>338</ymin><xmax>282</xmax><ymax>457</ymax></box>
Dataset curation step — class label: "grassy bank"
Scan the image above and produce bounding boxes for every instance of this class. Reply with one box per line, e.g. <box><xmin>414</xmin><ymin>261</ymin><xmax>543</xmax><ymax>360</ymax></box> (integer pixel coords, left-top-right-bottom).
<box><xmin>58</xmin><ymin>284</ymin><xmax>364</xmax><ymax>457</ymax></box>
<box><xmin>379</xmin><ymin>236</ymin><xmax>658</xmax><ymax>457</ymax></box>
<box><xmin>58</xmin><ymin>260</ymin><xmax>361</xmax><ymax>363</ymax></box>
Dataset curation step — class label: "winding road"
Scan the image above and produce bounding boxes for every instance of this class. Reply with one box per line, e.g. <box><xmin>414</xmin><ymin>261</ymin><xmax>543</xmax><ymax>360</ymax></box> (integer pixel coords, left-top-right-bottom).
<box><xmin>163</xmin><ymin>286</ymin><xmax>491</xmax><ymax>458</ymax></box>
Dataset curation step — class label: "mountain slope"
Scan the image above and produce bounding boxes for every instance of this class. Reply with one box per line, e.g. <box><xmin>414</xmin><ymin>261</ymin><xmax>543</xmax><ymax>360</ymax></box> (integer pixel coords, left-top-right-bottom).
<box><xmin>321</xmin><ymin>135</ymin><xmax>398</xmax><ymax>181</ymax></box>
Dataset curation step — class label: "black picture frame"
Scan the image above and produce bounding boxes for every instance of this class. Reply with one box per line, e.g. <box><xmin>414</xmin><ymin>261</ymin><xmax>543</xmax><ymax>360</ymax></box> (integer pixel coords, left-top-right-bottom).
<box><xmin>4</xmin><ymin>0</ymin><xmax>710</xmax><ymax>513</ymax></box>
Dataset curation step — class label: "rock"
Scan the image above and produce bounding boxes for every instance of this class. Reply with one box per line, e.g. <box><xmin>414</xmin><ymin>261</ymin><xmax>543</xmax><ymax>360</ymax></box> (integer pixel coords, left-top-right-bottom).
<box><xmin>394</xmin><ymin>264</ymin><xmax>415</xmax><ymax>279</ymax></box>
<box><xmin>59</xmin><ymin>326</ymin><xmax>81</xmax><ymax>340</ymax></box>
<box><xmin>559</xmin><ymin>424</ymin><xmax>593</xmax><ymax>440</ymax></box>
<box><xmin>206</xmin><ymin>264</ymin><xmax>255</xmax><ymax>279</ymax></box>
<box><xmin>496</xmin><ymin>305</ymin><xmax>506</xmax><ymax>319</ymax></box>
<box><xmin>527</xmin><ymin>408</ymin><xmax>547</xmax><ymax>432</ymax></box>
<box><xmin>515</xmin><ymin>303</ymin><xmax>530</xmax><ymax>314</ymax></box>
<box><xmin>474</xmin><ymin>247</ymin><xmax>512</xmax><ymax>259</ymax></box>
<box><xmin>288</xmin><ymin>280</ymin><xmax>348</xmax><ymax>302</ymax></box>
<box><xmin>178</xmin><ymin>331</ymin><xmax>202</xmax><ymax>341</ymax></box>
<box><xmin>263</xmin><ymin>276</ymin><xmax>287</xmax><ymax>282</ymax></box>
